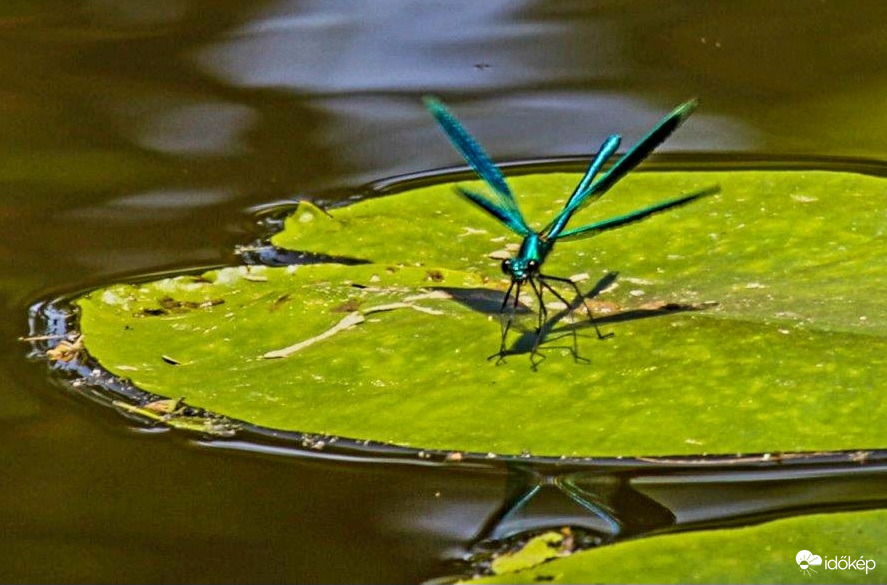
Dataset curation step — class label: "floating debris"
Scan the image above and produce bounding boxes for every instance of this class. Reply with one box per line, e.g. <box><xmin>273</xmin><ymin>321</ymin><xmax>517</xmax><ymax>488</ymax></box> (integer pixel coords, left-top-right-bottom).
<box><xmin>46</xmin><ymin>335</ymin><xmax>85</xmax><ymax>363</ymax></box>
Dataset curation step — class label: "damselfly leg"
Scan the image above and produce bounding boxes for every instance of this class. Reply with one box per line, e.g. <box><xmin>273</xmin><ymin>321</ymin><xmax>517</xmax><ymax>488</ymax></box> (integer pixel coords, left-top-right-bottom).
<box><xmin>537</xmin><ymin>273</ymin><xmax>615</xmax><ymax>363</ymax></box>
<box><xmin>493</xmin><ymin>275</ymin><xmax>607</xmax><ymax>367</ymax></box>
<box><xmin>527</xmin><ymin>277</ymin><xmax>548</xmax><ymax>369</ymax></box>
<box><xmin>540</xmin><ymin>273</ymin><xmax>611</xmax><ymax>340</ymax></box>
<box><xmin>489</xmin><ymin>280</ymin><xmax>521</xmax><ymax>364</ymax></box>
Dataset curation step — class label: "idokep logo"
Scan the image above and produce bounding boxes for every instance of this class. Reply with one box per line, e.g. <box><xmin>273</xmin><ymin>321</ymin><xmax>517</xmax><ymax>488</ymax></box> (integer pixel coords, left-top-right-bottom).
<box><xmin>796</xmin><ymin>550</ymin><xmax>877</xmax><ymax>576</ymax></box>
<box><xmin>796</xmin><ymin>550</ymin><xmax>822</xmax><ymax>575</ymax></box>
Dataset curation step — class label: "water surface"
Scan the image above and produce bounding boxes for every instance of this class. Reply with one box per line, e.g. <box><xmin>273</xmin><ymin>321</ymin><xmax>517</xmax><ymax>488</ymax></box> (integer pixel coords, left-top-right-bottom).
<box><xmin>3</xmin><ymin>1</ymin><xmax>887</xmax><ymax>582</ymax></box>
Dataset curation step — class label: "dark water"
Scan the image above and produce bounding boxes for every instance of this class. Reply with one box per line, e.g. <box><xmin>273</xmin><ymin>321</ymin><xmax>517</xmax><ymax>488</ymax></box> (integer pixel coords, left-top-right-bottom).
<box><xmin>3</xmin><ymin>1</ymin><xmax>887</xmax><ymax>582</ymax></box>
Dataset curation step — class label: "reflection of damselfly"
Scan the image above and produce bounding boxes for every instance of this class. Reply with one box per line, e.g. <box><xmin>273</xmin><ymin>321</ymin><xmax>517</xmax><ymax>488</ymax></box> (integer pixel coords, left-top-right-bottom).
<box><xmin>425</xmin><ymin>97</ymin><xmax>719</xmax><ymax>365</ymax></box>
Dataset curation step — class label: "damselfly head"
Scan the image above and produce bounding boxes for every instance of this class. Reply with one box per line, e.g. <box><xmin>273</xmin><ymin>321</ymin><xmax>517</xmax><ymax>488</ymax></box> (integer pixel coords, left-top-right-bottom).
<box><xmin>502</xmin><ymin>257</ymin><xmax>538</xmax><ymax>282</ymax></box>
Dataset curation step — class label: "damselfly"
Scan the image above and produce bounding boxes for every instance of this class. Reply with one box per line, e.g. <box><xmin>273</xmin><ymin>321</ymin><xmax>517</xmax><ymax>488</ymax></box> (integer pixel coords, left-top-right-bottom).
<box><xmin>425</xmin><ymin>97</ymin><xmax>719</xmax><ymax>365</ymax></box>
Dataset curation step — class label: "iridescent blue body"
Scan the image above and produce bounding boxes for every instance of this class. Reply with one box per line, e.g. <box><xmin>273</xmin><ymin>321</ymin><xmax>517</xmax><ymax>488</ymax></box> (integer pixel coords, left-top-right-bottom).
<box><xmin>424</xmin><ymin>96</ymin><xmax>719</xmax><ymax>365</ymax></box>
<box><xmin>506</xmin><ymin>234</ymin><xmax>551</xmax><ymax>282</ymax></box>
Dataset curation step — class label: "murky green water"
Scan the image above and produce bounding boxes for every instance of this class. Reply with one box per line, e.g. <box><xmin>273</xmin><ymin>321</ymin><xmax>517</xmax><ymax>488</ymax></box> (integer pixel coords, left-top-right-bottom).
<box><xmin>3</xmin><ymin>2</ymin><xmax>887</xmax><ymax>582</ymax></box>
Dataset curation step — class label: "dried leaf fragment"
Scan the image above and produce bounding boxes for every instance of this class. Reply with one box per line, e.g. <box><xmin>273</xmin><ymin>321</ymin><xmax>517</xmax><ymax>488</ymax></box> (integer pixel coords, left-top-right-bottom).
<box><xmin>46</xmin><ymin>336</ymin><xmax>85</xmax><ymax>363</ymax></box>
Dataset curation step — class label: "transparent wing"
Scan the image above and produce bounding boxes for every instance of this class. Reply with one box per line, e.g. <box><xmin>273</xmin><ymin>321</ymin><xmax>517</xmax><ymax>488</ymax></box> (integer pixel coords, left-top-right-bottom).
<box><xmin>553</xmin><ymin>185</ymin><xmax>720</xmax><ymax>242</ymax></box>
<box><xmin>424</xmin><ymin>96</ymin><xmax>531</xmax><ymax>234</ymax></box>
<box><xmin>546</xmin><ymin>99</ymin><xmax>698</xmax><ymax>240</ymax></box>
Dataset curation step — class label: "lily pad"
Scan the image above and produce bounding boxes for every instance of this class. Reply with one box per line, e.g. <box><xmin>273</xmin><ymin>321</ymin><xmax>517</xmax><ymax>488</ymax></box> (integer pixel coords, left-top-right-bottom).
<box><xmin>464</xmin><ymin>508</ymin><xmax>887</xmax><ymax>584</ymax></box>
<box><xmin>488</xmin><ymin>531</ymin><xmax>567</xmax><ymax>575</ymax></box>
<box><xmin>75</xmin><ymin>169</ymin><xmax>887</xmax><ymax>457</ymax></box>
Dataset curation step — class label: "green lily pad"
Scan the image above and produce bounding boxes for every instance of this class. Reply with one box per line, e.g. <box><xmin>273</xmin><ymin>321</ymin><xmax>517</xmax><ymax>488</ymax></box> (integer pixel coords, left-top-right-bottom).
<box><xmin>464</xmin><ymin>508</ymin><xmax>887</xmax><ymax>584</ymax></box>
<box><xmin>488</xmin><ymin>531</ymin><xmax>567</xmax><ymax>575</ymax></box>
<box><xmin>75</xmin><ymin>169</ymin><xmax>887</xmax><ymax>457</ymax></box>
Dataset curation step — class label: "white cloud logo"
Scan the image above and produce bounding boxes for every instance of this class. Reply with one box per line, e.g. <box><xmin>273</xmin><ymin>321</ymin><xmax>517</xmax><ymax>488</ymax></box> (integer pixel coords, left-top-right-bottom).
<box><xmin>797</xmin><ymin>550</ymin><xmax>823</xmax><ymax>575</ymax></box>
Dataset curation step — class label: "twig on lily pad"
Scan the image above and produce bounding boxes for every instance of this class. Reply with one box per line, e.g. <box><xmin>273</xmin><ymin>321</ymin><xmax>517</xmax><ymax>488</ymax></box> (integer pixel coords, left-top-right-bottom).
<box><xmin>261</xmin><ymin>298</ymin><xmax>446</xmax><ymax>359</ymax></box>
<box><xmin>262</xmin><ymin>312</ymin><xmax>365</xmax><ymax>359</ymax></box>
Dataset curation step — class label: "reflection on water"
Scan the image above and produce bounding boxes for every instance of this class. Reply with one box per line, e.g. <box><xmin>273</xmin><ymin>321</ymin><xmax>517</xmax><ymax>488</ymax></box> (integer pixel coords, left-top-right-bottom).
<box><xmin>2</xmin><ymin>0</ymin><xmax>887</xmax><ymax>581</ymax></box>
<box><xmin>315</xmin><ymin>93</ymin><xmax>756</xmax><ymax>186</ymax></box>
<box><xmin>194</xmin><ymin>1</ymin><xmax>592</xmax><ymax>92</ymax></box>
<box><xmin>124</xmin><ymin>99</ymin><xmax>257</xmax><ymax>156</ymax></box>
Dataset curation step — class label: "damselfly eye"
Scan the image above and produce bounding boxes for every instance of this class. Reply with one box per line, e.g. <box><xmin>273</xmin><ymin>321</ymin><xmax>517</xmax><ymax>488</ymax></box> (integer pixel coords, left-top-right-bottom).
<box><xmin>501</xmin><ymin>259</ymin><xmax>512</xmax><ymax>274</ymax></box>
<box><xmin>527</xmin><ymin>260</ymin><xmax>539</xmax><ymax>271</ymax></box>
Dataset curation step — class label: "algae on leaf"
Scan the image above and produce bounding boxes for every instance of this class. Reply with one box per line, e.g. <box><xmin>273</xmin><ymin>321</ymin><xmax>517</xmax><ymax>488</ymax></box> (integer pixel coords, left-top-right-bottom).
<box><xmin>76</xmin><ymin>170</ymin><xmax>887</xmax><ymax>457</ymax></box>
